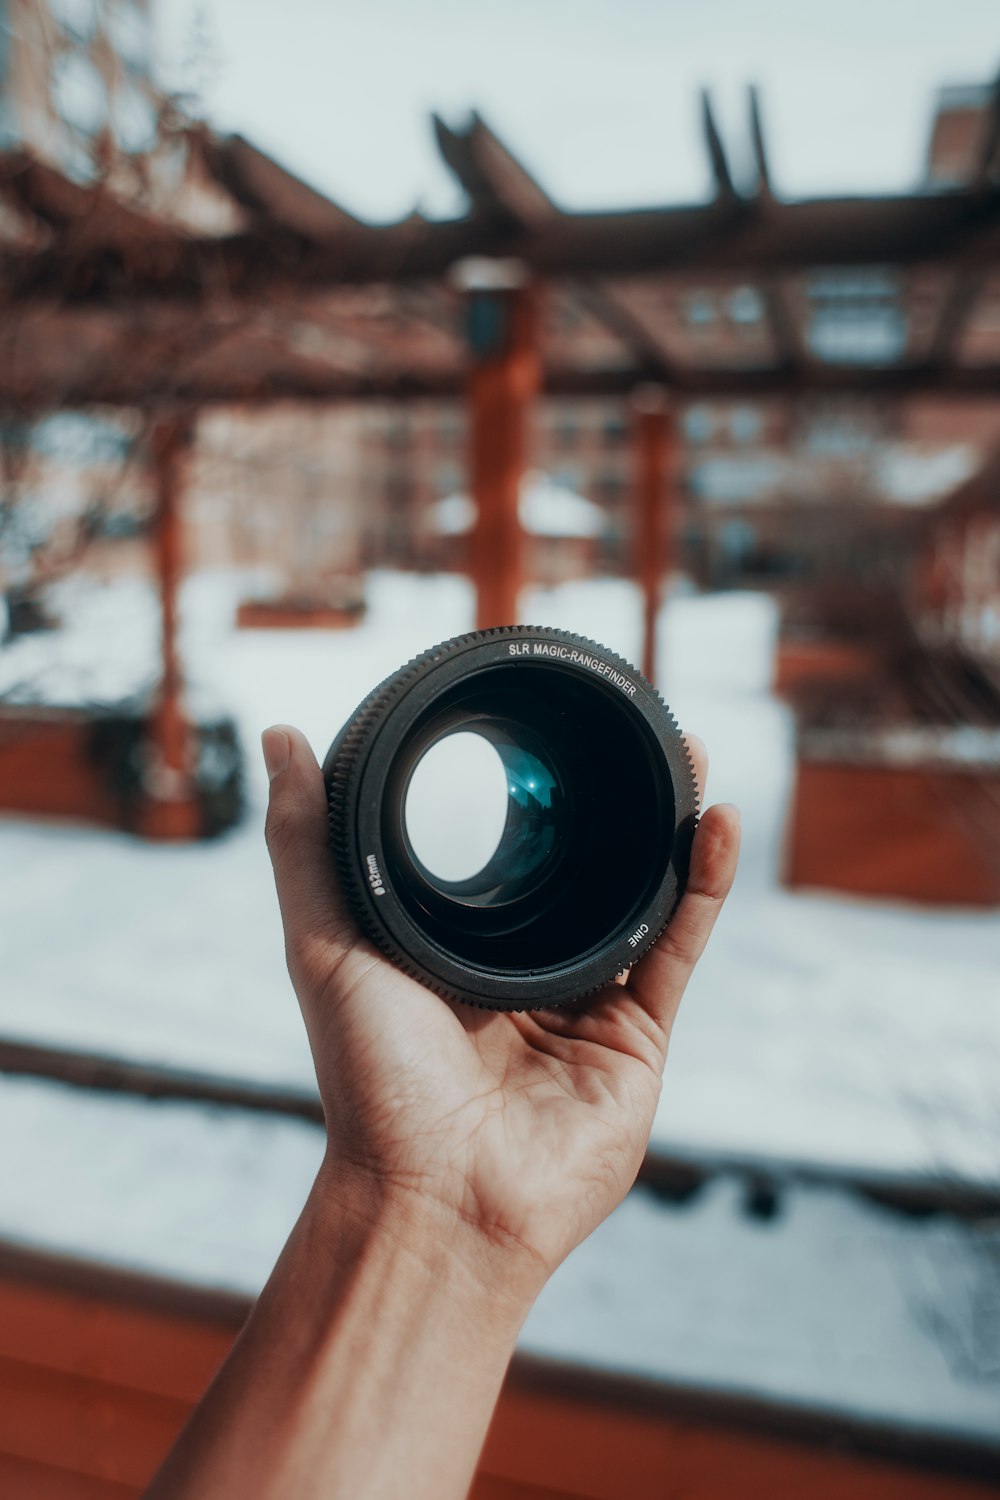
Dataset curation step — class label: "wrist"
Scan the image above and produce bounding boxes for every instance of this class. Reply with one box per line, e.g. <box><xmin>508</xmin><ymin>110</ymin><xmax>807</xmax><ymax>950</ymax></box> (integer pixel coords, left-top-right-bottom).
<box><xmin>148</xmin><ymin>1146</ymin><xmax>539</xmax><ymax>1499</ymax></box>
<box><xmin>309</xmin><ymin>1151</ymin><xmax>545</xmax><ymax>1336</ymax></box>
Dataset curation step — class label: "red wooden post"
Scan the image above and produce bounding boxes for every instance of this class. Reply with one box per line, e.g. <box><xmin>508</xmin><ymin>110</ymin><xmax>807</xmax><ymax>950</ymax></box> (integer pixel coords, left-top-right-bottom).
<box><xmin>462</xmin><ymin>265</ymin><xmax>540</xmax><ymax>630</ymax></box>
<box><xmin>139</xmin><ymin>417</ymin><xmax>201</xmax><ymax>841</ymax></box>
<box><xmin>632</xmin><ymin>387</ymin><xmax>673</xmax><ymax>685</ymax></box>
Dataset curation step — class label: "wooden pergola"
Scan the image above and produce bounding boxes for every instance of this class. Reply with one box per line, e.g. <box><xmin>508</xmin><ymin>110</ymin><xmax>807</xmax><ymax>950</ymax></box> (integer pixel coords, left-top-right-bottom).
<box><xmin>3</xmin><ymin>88</ymin><xmax>1000</xmax><ymax>833</ymax></box>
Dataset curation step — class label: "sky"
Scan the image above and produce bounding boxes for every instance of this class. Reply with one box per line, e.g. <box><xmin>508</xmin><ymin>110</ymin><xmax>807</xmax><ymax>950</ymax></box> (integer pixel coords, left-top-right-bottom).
<box><xmin>155</xmin><ymin>0</ymin><xmax>1000</xmax><ymax>222</ymax></box>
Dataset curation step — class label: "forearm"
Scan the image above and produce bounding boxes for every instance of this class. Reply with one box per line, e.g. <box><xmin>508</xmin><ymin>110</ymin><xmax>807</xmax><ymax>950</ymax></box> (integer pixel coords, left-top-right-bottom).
<box><xmin>146</xmin><ymin>1160</ymin><xmax>533</xmax><ymax>1500</ymax></box>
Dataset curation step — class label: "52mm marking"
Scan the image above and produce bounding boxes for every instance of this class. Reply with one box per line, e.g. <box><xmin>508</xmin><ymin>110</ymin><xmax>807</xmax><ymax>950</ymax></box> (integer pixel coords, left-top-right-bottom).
<box><xmin>366</xmin><ymin>853</ymin><xmax>386</xmax><ymax>896</ymax></box>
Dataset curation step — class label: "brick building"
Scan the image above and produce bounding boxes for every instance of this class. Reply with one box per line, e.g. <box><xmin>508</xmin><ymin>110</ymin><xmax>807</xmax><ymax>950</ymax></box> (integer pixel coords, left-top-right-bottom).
<box><xmin>926</xmin><ymin>81</ymin><xmax>996</xmax><ymax>186</ymax></box>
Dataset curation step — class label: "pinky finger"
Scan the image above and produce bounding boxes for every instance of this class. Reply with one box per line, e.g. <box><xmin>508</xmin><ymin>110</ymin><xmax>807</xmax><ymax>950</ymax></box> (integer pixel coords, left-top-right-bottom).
<box><xmin>628</xmin><ymin>803</ymin><xmax>741</xmax><ymax>1039</ymax></box>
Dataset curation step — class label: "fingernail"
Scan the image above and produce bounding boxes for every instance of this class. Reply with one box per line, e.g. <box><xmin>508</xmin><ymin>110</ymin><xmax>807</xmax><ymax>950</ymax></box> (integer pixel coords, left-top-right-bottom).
<box><xmin>261</xmin><ymin>727</ymin><xmax>290</xmax><ymax>783</ymax></box>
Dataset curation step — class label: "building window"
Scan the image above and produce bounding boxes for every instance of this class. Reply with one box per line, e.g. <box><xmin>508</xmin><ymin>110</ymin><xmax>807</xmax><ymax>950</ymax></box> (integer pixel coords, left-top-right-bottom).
<box><xmin>729</xmin><ymin>406</ymin><xmax>761</xmax><ymax>444</ymax></box>
<box><xmin>602</xmin><ymin>413</ymin><xmax>627</xmax><ymax>446</ymax></box>
<box><xmin>806</xmin><ymin>271</ymin><xmax>907</xmax><ymax>365</ymax></box>
<box><xmin>683</xmin><ymin>405</ymin><xmax>715</xmax><ymax>445</ymax></box>
<box><xmin>437</xmin><ymin>416</ymin><xmax>464</xmax><ymax>451</ymax></box>
<box><xmin>728</xmin><ymin>287</ymin><xmax>764</xmax><ymax>326</ymax></box>
<box><xmin>555</xmin><ymin>466</ymin><xmax>582</xmax><ymax>492</ymax></box>
<box><xmin>555</xmin><ymin>415</ymin><xmax>579</xmax><ymax>449</ymax></box>
<box><xmin>801</xmin><ymin>408</ymin><xmax>874</xmax><ymax>457</ymax></box>
<box><xmin>685</xmin><ymin>292</ymin><xmax>716</xmax><ymax>327</ymax></box>
<box><xmin>557</xmin><ymin>298</ymin><xmax>584</xmax><ymax>332</ymax></box>
<box><xmin>385</xmin><ymin>476</ymin><xmax>410</xmax><ymax>511</ymax></box>
<box><xmin>435</xmin><ymin>464</ymin><xmax>462</xmax><ymax>498</ymax></box>
<box><xmin>720</xmin><ymin>518</ymin><xmax>756</xmax><ymax>563</ymax></box>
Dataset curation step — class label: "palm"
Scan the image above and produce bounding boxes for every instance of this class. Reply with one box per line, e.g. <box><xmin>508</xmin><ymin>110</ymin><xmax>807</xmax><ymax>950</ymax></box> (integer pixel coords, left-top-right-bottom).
<box><xmin>306</xmin><ymin>941</ymin><xmax>666</xmax><ymax>1274</ymax></box>
<box><xmin>264</xmin><ymin>723</ymin><xmax>736</xmax><ymax>1282</ymax></box>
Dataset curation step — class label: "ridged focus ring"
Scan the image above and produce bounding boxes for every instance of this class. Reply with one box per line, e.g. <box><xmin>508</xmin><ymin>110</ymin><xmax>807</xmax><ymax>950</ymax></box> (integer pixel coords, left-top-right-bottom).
<box><xmin>324</xmin><ymin>626</ymin><xmax>698</xmax><ymax>1010</ymax></box>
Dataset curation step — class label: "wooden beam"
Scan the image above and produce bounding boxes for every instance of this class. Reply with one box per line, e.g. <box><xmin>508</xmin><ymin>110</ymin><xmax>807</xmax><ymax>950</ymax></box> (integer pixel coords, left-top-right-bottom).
<box><xmin>762</xmin><ymin>279</ymin><xmax>807</xmax><ymax>369</ymax></box>
<box><xmin>434</xmin><ymin>114</ymin><xmax>677</xmax><ymax>380</ymax></box>
<box><xmin>8</xmin><ymin>189</ymin><xmax>1000</xmax><ymax>301</ymax></box>
<box><xmin>739</xmin><ymin>87</ymin><xmax>802</xmax><ymax>383</ymax></box>
<box><xmin>701</xmin><ymin>89</ymin><xmax>737</xmax><ymax>200</ymax></box>
<box><xmin>632</xmin><ymin>388</ymin><xmax>673</xmax><ymax>685</ymax></box>
<box><xmin>433</xmin><ymin>113</ymin><xmax>554</xmax><ymax>229</ymax></box>
<box><xmin>466</xmin><ymin>276</ymin><xmax>540</xmax><ymax>629</ymax></box>
<box><xmin>748</xmin><ymin>86</ymin><xmax>772</xmax><ymax>198</ymax></box>
<box><xmin>927</xmin><ymin>270</ymin><xmax>984</xmax><ymax>365</ymax></box>
<box><xmin>972</xmin><ymin>71</ymin><xmax>1000</xmax><ymax>191</ymax></box>
<box><xmin>12</xmin><ymin>351</ymin><xmax>1000</xmax><ymax>413</ymax></box>
<box><xmin>0</xmin><ymin>150</ymin><xmax>175</xmax><ymax>253</ymax></box>
<box><xmin>198</xmin><ymin>133</ymin><xmax>363</xmax><ymax>238</ymax></box>
<box><xmin>571</xmin><ymin>282</ymin><xmax>677</xmax><ymax>380</ymax></box>
<box><xmin>137</xmin><ymin>418</ymin><xmax>201</xmax><ymax>842</ymax></box>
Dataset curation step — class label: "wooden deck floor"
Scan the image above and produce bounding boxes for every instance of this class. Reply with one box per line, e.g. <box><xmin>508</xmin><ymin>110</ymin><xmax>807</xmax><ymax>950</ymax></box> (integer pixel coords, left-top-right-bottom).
<box><xmin>0</xmin><ymin>1246</ymin><xmax>996</xmax><ymax>1500</ymax></box>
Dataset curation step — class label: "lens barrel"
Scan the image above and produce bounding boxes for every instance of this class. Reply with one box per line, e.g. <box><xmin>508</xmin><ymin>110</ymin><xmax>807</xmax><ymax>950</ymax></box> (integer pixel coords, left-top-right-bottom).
<box><xmin>324</xmin><ymin>626</ymin><xmax>698</xmax><ymax>1010</ymax></box>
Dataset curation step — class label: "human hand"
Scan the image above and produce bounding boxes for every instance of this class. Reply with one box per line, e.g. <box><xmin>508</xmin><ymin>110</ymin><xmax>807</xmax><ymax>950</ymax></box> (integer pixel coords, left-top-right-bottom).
<box><xmin>148</xmin><ymin>720</ymin><xmax>738</xmax><ymax>1500</ymax></box>
<box><xmin>262</xmin><ymin>723</ymin><xmax>739</xmax><ymax>1306</ymax></box>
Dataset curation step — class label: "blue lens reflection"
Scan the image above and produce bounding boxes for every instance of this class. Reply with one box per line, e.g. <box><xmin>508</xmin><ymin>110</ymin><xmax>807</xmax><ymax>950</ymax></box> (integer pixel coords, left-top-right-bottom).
<box><xmin>493</xmin><ymin>744</ymin><xmax>560</xmax><ymax>887</ymax></box>
<box><xmin>505</xmin><ymin>746</ymin><xmax>557</xmax><ymax>810</ymax></box>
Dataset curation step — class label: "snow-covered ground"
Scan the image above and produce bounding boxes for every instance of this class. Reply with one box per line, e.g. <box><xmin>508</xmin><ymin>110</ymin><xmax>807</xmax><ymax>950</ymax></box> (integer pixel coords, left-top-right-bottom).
<box><xmin>0</xmin><ymin>1073</ymin><xmax>996</xmax><ymax>1442</ymax></box>
<box><xmin>1</xmin><ymin>570</ymin><xmax>999</xmax><ymax>1187</ymax></box>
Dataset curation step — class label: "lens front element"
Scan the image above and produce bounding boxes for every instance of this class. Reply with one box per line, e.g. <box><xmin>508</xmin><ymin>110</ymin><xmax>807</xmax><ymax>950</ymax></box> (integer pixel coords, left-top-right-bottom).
<box><xmin>325</xmin><ymin>627</ymin><xmax>698</xmax><ymax>1010</ymax></box>
<box><xmin>403</xmin><ymin>731</ymin><xmax>511</xmax><ymax>886</ymax></box>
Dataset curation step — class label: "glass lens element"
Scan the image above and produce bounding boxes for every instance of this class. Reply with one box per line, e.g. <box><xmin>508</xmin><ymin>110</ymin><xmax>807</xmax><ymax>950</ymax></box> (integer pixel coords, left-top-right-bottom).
<box><xmin>404</xmin><ymin>731</ymin><xmax>509</xmax><ymax>882</ymax></box>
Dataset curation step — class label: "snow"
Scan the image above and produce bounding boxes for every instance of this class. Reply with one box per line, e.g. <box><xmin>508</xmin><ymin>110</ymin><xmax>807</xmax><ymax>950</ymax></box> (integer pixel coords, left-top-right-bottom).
<box><xmin>875</xmin><ymin>443</ymin><xmax>979</xmax><ymax>506</ymax></box>
<box><xmin>0</xmin><ymin>1072</ymin><xmax>996</xmax><ymax>1443</ymax></box>
<box><xmin>0</xmin><ymin>1075</ymin><xmax>323</xmax><ymax>1293</ymax></box>
<box><xmin>0</xmin><ymin>574</ymin><xmax>177</xmax><ymax>713</ymax></box>
<box><xmin>1</xmin><ymin>569</ymin><xmax>999</xmax><ymax>1188</ymax></box>
<box><xmin>429</xmin><ymin>492</ymin><xmax>476</xmax><ymax>537</ymax></box>
<box><xmin>687</xmin><ymin>443</ymin><xmax>980</xmax><ymax>508</ymax></box>
<box><xmin>525</xmin><ymin>1180</ymin><xmax>1000</xmax><ymax>1442</ymax></box>
<box><xmin>801</xmin><ymin>723</ymin><xmax>1000</xmax><ymax>768</ymax></box>
<box><xmin>519</xmin><ymin>474</ymin><xmax>606</xmax><ymax>537</ymax></box>
<box><xmin>405</xmin><ymin>731</ymin><xmax>511</xmax><ymax>882</ymax></box>
<box><xmin>430</xmin><ymin>472</ymin><xmax>607</xmax><ymax>538</ymax></box>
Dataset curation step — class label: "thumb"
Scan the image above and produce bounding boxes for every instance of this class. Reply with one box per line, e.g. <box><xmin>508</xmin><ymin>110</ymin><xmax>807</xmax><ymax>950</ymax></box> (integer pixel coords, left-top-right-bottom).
<box><xmin>262</xmin><ymin>724</ymin><xmax>352</xmax><ymax>975</ymax></box>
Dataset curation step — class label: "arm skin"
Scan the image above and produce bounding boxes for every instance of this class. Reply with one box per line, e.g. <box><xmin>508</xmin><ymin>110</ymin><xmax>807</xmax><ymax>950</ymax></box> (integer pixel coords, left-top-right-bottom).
<box><xmin>146</xmin><ymin>724</ymin><xmax>740</xmax><ymax>1500</ymax></box>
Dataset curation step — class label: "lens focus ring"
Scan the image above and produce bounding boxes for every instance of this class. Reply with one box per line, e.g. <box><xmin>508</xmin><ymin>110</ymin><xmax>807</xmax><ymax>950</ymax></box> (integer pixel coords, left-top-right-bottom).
<box><xmin>324</xmin><ymin>626</ymin><xmax>698</xmax><ymax>1011</ymax></box>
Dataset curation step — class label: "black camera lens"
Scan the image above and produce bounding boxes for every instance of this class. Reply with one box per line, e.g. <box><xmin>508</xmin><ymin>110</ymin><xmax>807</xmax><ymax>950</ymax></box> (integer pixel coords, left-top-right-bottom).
<box><xmin>324</xmin><ymin>626</ymin><xmax>698</xmax><ymax>1010</ymax></box>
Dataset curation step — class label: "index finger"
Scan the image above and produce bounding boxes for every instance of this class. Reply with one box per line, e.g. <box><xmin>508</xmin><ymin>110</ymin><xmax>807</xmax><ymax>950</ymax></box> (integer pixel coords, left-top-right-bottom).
<box><xmin>263</xmin><ymin>724</ymin><xmax>354</xmax><ymax>970</ymax></box>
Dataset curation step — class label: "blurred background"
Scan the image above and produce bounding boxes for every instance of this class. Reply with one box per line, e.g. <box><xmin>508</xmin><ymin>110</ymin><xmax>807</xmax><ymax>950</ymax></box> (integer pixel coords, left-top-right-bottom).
<box><xmin>0</xmin><ymin>1</ymin><xmax>999</xmax><ymax>1496</ymax></box>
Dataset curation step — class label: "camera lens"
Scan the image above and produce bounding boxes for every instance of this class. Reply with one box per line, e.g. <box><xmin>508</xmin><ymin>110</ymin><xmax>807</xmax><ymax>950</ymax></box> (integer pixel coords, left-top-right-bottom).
<box><xmin>324</xmin><ymin>627</ymin><xmax>698</xmax><ymax>1010</ymax></box>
